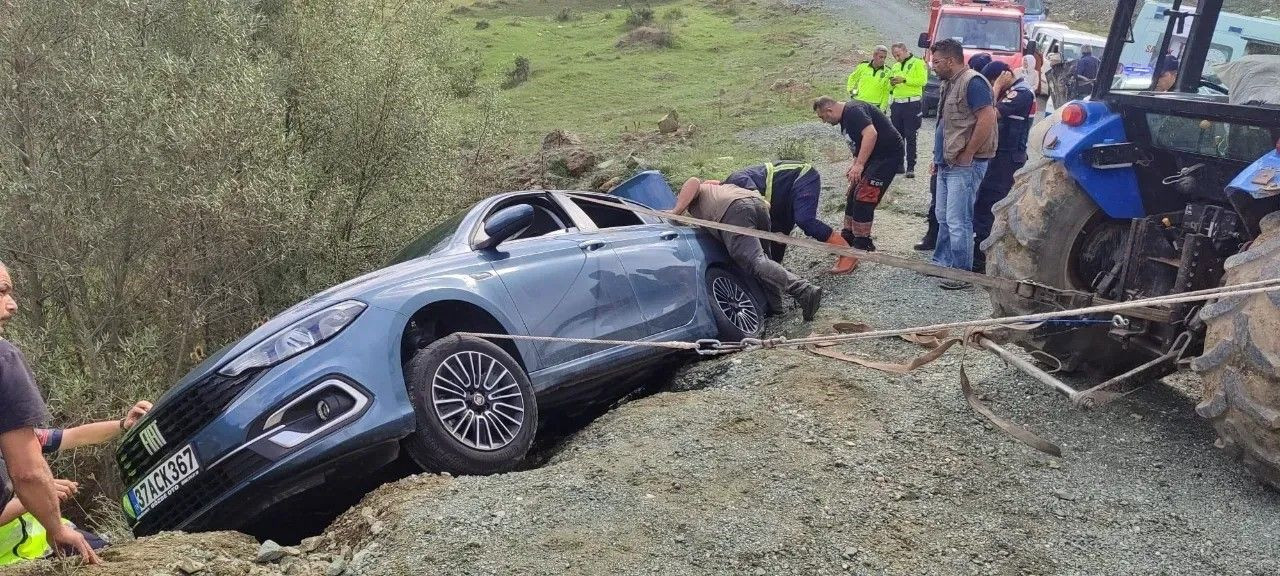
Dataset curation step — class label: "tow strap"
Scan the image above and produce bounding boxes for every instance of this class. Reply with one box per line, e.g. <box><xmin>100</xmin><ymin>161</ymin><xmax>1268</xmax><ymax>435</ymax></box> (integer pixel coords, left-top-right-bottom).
<box><xmin>806</xmin><ymin>322</ymin><xmax>1063</xmax><ymax>456</ymax></box>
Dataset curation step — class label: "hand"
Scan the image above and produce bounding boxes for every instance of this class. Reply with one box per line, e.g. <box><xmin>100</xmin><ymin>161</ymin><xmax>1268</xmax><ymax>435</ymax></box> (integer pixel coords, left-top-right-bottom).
<box><xmin>846</xmin><ymin>163</ymin><xmax>864</xmax><ymax>184</ymax></box>
<box><xmin>53</xmin><ymin>479</ymin><xmax>79</xmax><ymax>501</ymax></box>
<box><xmin>930</xmin><ymin>164</ymin><xmax>939</xmax><ymax>176</ymax></box>
<box><xmin>48</xmin><ymin>525</ymin><xmax>102</xmax><ymax>565</ymax></box>
<box><xmin>954</xmin><ymin>152</ymin><xmax>974</xmax><ymax>167</ymax></box>
<box><xmin>890</xmin><ymin>76</ymin><xmax>904</xmax><ymax>85</ymax></box>
<box><xmin>122</xmin><ymin>401</ymin><xmax>152</xmax><ymax>430</ymax></box>
<box><xmin>994</xmin><ymin>70</ymin><xmax>1014</xmax><ymax>93</ymax></box>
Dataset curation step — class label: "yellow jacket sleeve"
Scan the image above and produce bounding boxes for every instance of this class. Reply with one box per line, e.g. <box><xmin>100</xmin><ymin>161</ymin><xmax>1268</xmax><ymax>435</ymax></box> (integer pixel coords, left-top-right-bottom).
<box><xmin>846</xmin><ymin>65</ymin><xmax>864</xmax><ymax>98</ymax></box>
<box><xmin>904</xmin><ymin>58</ymin><xmax>927</xmax><ymax>91</ymax></box>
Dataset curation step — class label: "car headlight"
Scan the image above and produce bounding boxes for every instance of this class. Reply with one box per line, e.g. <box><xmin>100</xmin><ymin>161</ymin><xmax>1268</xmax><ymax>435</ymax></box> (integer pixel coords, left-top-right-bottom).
<box><xmin>219</xmin><ymin>300</ymin><xmax>367</xmax><ymax>377</ymax></box>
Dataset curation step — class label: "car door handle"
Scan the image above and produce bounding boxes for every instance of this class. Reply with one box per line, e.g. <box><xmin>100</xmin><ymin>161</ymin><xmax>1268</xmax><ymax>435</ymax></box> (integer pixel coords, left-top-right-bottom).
<box><xmin>579</xmin><ymin>240</ymin><xmax>607</xmax><ymax>251</ymax></box>
<box><xmin>659</xmin><ymin>231</ymin><xmax>680</xmax><ymax>241</ymax></box>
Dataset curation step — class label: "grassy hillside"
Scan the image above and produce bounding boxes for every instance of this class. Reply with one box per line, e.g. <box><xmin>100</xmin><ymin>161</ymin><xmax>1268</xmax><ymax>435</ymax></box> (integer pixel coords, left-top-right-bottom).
<box><xmin>448</xmin><ymin>0</ymin><xmax>874</xmax><ymax>179</ymax></box>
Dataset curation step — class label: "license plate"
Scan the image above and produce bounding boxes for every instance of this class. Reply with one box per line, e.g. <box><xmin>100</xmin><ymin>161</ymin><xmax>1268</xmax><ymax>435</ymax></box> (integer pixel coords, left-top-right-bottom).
<box><xmin>127</xmin><ymin>444</ymin><xmax>200</xmax><ymax>520</ymax></box>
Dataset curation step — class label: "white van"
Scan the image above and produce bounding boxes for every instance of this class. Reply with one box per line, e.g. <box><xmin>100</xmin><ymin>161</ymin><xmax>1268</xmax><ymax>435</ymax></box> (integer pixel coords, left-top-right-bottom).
<box><xmin>1031</xmin><ymin>28</ymin><xmax>1108</xmax><ymax>96</ymax></box>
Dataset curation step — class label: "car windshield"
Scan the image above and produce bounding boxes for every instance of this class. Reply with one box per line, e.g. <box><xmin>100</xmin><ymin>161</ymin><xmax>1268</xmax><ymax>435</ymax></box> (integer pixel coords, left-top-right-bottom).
<box><xmin>1023</xmin><ymin>0</ymin><xmax>1045</xmax><ymax>15</ymax></box>
<box><xmin>389</xmin><ymin>210</ymin><xmax>466</xmax><ymax>265</ymax></box>
<box><xmin>937</xmin><ymin>15</ymin><xmax>1022</xmax><ymax>52</ymax></box>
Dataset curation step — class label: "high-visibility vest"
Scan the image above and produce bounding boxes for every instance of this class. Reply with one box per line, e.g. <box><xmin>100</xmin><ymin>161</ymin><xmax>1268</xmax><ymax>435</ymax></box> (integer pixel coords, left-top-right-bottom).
<box><xmin>0</xmin><ymin>514</ymin><xmax>51</xmax><ymax>566</ymax></box>
<box><xmin>889</xmin><ymin>55</ymin><xmax>928</xmax><ymax>100</ymax></box>
<box><xmin>763</xmin><ymin>162</ymin><xmax>813</xmax><ymax>204</ymax></box>
<box><xmin>846</xmin><ymin>62</ymin><xmax>890</xmax><ymax>110</ymax></box>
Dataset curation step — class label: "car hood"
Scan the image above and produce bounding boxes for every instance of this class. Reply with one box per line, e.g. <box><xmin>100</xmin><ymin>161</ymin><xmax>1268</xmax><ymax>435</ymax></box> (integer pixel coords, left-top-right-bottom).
<box><xmin>164</xmin><ymin>253</ymin><xmax>473</xmax><ymax>395</ymax></box>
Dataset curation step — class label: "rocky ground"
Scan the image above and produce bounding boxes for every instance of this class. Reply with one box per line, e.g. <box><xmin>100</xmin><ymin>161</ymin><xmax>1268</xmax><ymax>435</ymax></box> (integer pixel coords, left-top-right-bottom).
<box><xmin>8</xmin><ymin>1</ymin><xmax>1280</xmax><ymax>575</ymax></box>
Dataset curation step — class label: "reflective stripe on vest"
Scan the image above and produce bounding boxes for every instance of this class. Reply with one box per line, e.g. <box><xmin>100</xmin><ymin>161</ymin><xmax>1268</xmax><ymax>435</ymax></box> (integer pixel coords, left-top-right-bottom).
<box><xmin>0</xmin><ymin>514</ymin><xmax>50</xmax><ymax>566</ymax></box>
<box><xmin>763</xmin><ymin>162</ymin><xmax>812</xmax><ymax>204</ymax></box>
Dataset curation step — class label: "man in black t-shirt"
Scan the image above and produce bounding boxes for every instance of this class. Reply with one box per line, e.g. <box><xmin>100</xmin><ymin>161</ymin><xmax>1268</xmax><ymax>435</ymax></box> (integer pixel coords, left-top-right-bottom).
<box><xmin>0</xmin><ymin>260</ymin><xmax>100</xmax><ymax>564</ymax></box>
<box><xmin>814</xmin><ymin>96</ymin><xmax>904</xmax><ymax>253</ymax></box>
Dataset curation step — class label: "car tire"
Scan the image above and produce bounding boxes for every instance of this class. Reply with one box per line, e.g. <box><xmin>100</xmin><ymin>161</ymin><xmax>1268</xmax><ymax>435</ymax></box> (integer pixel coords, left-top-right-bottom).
<box><xmin>403</xmin><ymin>334</ymin><xmax>538</xmax><ymax>475</ymax></box>
<box><xmin>705</xmin><ymin>267</ymin><xmax>765</xmax><ymax>342</ymax></box>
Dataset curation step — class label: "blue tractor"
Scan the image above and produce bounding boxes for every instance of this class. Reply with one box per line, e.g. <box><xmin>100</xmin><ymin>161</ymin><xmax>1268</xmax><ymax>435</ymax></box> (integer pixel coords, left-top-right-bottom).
<box><xmin>984</xmin><ymin>0</ymin><xmax>1280</xmax><ymax>487</ymax></box>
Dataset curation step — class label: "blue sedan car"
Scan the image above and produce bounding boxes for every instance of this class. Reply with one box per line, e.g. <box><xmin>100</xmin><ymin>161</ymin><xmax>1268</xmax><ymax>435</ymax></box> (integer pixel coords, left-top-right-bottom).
<box><xmin>115</xmin><ymin>188</ymin><xmax>767</xmax><ymax>536</ymax></box>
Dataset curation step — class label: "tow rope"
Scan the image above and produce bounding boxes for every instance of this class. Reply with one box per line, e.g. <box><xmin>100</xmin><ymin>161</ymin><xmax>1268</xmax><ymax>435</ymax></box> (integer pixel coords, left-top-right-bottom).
<box><xmin>463</xmin><ymin>193</ymin><xmax>1280</xmax><ymax>456</ymax></box>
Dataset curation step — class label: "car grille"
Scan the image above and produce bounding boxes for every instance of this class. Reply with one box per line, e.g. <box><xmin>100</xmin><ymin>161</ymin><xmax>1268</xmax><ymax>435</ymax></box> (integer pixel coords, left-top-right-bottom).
<box><xmin>116</xmin><ymin>370</ymin><xmax>258</xmax><ymax>485</ymax></box>
<box><xmin>132</xmin><ymin>450</ymin><xmax>272</xmax><ymax>536</ymax></box>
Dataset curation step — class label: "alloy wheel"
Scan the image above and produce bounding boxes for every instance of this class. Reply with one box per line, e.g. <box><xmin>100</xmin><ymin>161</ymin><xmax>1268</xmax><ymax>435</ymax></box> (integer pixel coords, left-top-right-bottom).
<box><xmin>712</xmin><ymin>275</ymin><xmax>761</xmax><ymax>336</ymax></box>
<box><xmin>431</xmin><ymin>351</ymin><xmax>526</xmax><ymax>451</ymax></box>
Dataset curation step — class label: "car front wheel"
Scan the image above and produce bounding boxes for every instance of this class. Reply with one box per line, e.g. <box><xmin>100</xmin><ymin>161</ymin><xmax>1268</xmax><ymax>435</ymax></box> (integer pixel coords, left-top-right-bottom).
<box><xmin>403</xmin><ymin>334</ymin><xmax>538</xmax><ymax>475</ymax></box>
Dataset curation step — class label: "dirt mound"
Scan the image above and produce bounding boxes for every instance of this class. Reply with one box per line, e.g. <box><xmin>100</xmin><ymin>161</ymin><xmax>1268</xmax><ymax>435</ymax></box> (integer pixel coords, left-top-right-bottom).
<box><xmin>769</xmin><ymin>78</ymin><xmax>813</xmax><ymax>94</ymax></box>
<box><xmin>541</xmin><ymin>129</ymin><xmax>582</xmax><ymax>149</ymax></box>
<box><xmin>616</xmin><ymin>27</ymin><xmax>675</xmax><ymax>49</ymax></box>
<box><xmin>5</xmin><ymin>532</ymin><xmax>261</xmax><ymax>576</ymax></box>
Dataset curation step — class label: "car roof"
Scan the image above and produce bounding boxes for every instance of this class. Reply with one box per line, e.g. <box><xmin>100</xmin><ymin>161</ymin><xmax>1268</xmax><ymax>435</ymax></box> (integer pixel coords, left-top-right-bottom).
<box><xmin>1060</xmin><ymin>30</ymin><xmax>1106</xmax><ymax>43</ymax></box>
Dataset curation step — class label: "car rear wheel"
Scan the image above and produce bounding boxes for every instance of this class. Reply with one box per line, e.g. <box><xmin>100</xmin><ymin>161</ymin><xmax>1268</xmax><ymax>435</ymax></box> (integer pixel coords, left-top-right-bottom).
<box><xmin>706</xmin><ymin>267</ymin><xmax>764</xmax><ymax>342</ymax></box>
<box><xmin>403</xmin><ymin>334</ymin><xmax>538</xmax><ymax>475</ymax></box>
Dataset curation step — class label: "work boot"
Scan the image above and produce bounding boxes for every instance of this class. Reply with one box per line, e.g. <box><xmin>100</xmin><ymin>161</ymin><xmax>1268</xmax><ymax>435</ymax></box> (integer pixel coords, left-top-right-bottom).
<box><xmin>850</xmin><ymin>235</ymin><xmax>876</xmax><ymax>252</ymax></box>
<box><xmin>826</xmin><ymin>231</ymin><xmax>859</xmax><ymax>274</ymax></box>
<box><xmin>913</xmin><ymin>229</ymin><xmax>937</xmax><ymax>251</ymax></box>
<box><xmin>789</xmin><ymin>283</ymin><xmax>824</xmax><ymax>322</ymax></box>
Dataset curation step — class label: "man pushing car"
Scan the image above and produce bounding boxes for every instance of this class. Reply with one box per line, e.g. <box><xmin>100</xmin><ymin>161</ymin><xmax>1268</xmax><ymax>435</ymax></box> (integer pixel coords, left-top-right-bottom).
<box><xmin>669</xmin><ymin>178</ymin><xmax>823</xmax><ymax>321</ymax></box>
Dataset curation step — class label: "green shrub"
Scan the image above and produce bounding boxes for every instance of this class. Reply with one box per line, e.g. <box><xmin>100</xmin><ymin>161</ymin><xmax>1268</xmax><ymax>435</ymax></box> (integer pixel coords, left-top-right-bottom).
<box><xmin>0</xmin><ymin>0</ymin><xmax>511</xmax><ymax>528</ymax></box>
<box><xmin>624</xmin><ymin>5</ymin><xmax>655</xmax><ymax>28</ymax></box>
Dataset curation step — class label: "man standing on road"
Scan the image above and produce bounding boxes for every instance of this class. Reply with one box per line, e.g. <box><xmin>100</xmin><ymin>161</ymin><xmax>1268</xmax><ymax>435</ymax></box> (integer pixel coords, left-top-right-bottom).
<box><xmin>973</xmin><ymin>61</ymin><xmax>1036</xmax><ymax>273</ymax></box>
<box><xmin>724</xmin><ymin>162</ymin><xmax>858</xmax><ymax>274</ymax></box>
<box><xmin>888</xmin><ymin>42</ymin><xmax>927</xmax><ymax>179</ymax></box>
<box><xmin>814</xmin><ymin>96</ymin><xmax>904</xmax><ymax>254</ymax></box>
<box><xmin>1075</xmin><ymin>45</ymin><xmax>1102</xmax><ymax>99</ymax></box>
<box><xmin>929</xmin><ymin>38</ymin><xmax>998</xmax><ymax>288</ymax></box>
<box><xmin>670</xmin><ymin>179</ymin><xmax>824</xmax><ymax>321</ymax></box>
<box><xmin>847</xmin><ymin>45</ymin><xmax>891</xmax><ymax>112</ymax></box>
<box><xmin>0</xmin><ymin>260</ymin><xmax>101</xmax><ymax>565</ymax></box>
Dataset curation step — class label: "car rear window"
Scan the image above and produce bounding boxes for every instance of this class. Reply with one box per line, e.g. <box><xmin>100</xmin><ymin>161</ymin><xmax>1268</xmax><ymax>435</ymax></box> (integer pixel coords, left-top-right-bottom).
<box><xmin>570</xmin><ymin>196</ymin><xmax>645</xmax><ymax>229</ymax></box>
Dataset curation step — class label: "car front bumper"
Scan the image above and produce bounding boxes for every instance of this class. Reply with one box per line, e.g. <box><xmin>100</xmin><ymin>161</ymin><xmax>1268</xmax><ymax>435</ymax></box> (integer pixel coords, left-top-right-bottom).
<box><xmin>118</xmin><ymin>306</ymin><xmax>417</xmax><ymax>536</ymax></box>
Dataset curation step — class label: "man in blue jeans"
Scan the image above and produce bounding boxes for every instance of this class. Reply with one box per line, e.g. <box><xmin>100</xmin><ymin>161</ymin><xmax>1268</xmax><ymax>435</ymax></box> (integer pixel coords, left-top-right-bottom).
<box><xmin>928</xmin><ymin>38</ymin><xmax>998</xmax><ymax>289</ymax></box>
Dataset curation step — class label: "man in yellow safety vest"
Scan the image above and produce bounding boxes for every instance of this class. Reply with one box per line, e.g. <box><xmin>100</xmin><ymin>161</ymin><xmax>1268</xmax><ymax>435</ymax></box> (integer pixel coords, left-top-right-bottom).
<box><xmin>846</xmin><ymin>45</ymin><xmax>891</xmax><ymax>112</ymax></box>
<box><xmin>888</xmin><ymin>42</ymin><xmax>928</xmax><ymax>178</ymax></box>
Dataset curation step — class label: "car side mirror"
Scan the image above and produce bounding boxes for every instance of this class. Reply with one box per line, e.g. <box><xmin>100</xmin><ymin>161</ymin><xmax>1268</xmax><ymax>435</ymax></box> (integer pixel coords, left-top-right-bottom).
<box><xmin>918</xmin><ymin>33</ymin><xmax>931</xmax><ymax>50</ymax></box>
<box><xmin>476</xmin><ymin>204</ymin><xmax>534</xmax><ymax>250</ymax></box>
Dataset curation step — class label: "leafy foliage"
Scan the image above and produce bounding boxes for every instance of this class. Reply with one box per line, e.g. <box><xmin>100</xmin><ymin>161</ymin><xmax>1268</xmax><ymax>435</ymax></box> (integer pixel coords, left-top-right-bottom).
<box><xmin>0</xmin><ymin>0</ymin><xmax>509</xmax><ymax>524</ymax></box>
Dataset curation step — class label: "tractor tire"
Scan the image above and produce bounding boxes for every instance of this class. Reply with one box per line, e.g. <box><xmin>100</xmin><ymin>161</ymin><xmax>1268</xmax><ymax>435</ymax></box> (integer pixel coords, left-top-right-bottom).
<box><xmin>1192</xmin><ymin>211</ymin><xmax>1280</xmax><ymax>490</ymax></box>
<box><xmin>982</xmin><ymin>159</ymin><xmax>1139</xmax><ymax>375</ymax></box>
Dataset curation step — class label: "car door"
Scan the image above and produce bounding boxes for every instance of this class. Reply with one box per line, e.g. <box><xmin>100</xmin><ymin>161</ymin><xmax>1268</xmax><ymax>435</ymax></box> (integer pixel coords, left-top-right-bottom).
<box><xmin>559</xmin><ymin>193</ymin><xmax>700</xmax><ymax>336</ymax></box>
<box><xmin>478</xmin><ymin>194</ymin><xmax>647</xmax><ymax>368</ymax></box>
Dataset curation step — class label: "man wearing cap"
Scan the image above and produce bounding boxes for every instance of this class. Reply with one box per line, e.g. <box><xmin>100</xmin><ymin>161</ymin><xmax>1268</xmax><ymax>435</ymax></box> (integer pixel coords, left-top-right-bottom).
<box><xmin>1155</xmin><ymin>55</ymin><xmax>1180</xmax><ymax>91</ymax></box>
<box><xmin>973</xmin><ymin>61</ymin><xmax>1036</xmax><ymax>273</ymax></box>
<box><xmin>723</xmin><ymin>162</ymin><xmax>857</xmax><ymax>274</ymax></box>
<box><xmin>847</xmin><ymin>45</ymin><xmax>892</xmax><ymax>112</ymax></box>
<box><xmin>888</xmin><ymin>42</ymin><xmax>928</xmax><ymax>178</ymax></box>
<box><xmin>1075</xmin><ymin>45</ymin><xmax>1102</xmax><ymax>99</ymax></box>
